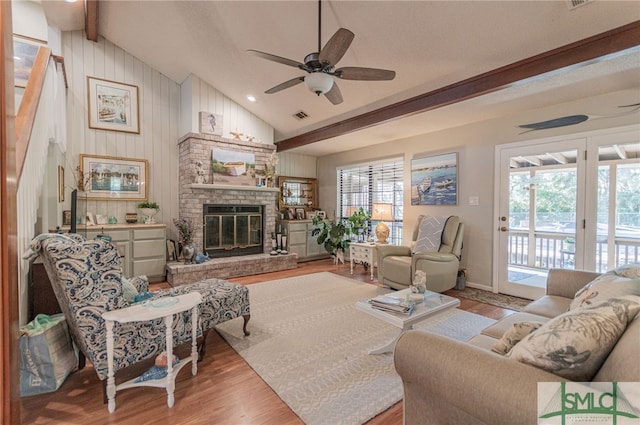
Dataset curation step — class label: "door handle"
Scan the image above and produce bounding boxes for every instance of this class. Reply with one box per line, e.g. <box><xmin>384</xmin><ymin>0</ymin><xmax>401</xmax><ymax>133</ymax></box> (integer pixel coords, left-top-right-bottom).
<box><xmin>500</xmin><ymin>226</ymin><xmax>508</xmax><ymax>232</ymax></box>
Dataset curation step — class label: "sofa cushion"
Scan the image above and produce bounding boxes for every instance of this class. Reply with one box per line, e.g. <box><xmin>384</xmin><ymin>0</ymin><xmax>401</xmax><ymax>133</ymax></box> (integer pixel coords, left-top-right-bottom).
<box><xmin>523</xmin><ymin>295</ymin><xmax>572</xmax><ymax>318</ymax></box>
<box><xmin>570</xmin><ymin>265</ymin><xmax>640</xmax><ymax>310</ymax></box>
<box><xmin>491</xmin><ymin>321</ymin><xmax>544</xmax><ymax>355</ymax></box>
<box><xmin>481</xmin><ymin>312</ymin><xmax>549</xmax><ymax>339</ymax></box>
<box><xmin>508</xmin><ymin>296</ymin><xmax>640</xmax><ymax>381</ymax></box>
<box><xmin>614</xmin><ymin>262</ymin><xmax>640</xmax><ymax>278</ymax></box>
<box><xmin>121</xmin><ymin>277</ymin><xmax>138</xmax><ymax>303</ymax></box>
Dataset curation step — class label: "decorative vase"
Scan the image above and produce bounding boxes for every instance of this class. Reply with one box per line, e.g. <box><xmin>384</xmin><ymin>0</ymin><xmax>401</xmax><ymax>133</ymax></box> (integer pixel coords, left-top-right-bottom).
<box><xmin>182</xmin><ymin>244</ymin><xmax>195</xmax><ymax>264</ymax></box>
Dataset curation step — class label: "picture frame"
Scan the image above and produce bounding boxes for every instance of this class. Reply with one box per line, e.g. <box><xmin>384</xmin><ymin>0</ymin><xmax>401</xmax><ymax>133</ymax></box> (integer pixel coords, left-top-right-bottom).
<box><xmin>80</xmin><ymin>154</ymin><xmax>148</xmax><ymax>201</ymax></box>
<box><xmin>86</xmin><ymin>212</ymin><xmax>97</xmax><ymax>226</ymax></box>
<box><xmin>87</xmin><ymin>76</ymin><xmax>140</xmax><ymax>134</ymax></box>
<box><xmin>166</xmin><ymin>239</ymin><xmax>177</xmax><ymax>262</ymax></box>
<box><xmin>199</xmin><ymin>112</ymin><xmax>223</xmax><ymax>136</ymax></box>
<box><xmin>13</xmin><ymin>35</ymin><xmax>46</xmax><ymax>88</ymax></box>
<box><xmin>58</xmin><ymin>165</ymin><xmax>65</xmax><ymax>203</ymax></box>
<box><xmin>411</xmin><ymin>152</ymin><xmax>458</xmax><ymax>206</ymax></box>
<box><xmin>316</xmin><ymin>211</ymin><xmax>326</xmax><ymax>219</ymax></box>
<box><xmin>295</xmin><ymin>208</ymin><xmax>306</xmax><ymax>220</ymax></box>
<box><xmin>62</xmin><ymin>210</ymin><xmax>72</xmax><ymax>226</ymax></box>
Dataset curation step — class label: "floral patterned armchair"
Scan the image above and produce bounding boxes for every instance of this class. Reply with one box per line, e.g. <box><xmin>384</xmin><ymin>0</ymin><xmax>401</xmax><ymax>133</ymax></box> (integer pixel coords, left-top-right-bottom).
<box><xmin>29</xmin><ymin>233</ymin><xmax>250</xmax><ymax>387</ymax></box>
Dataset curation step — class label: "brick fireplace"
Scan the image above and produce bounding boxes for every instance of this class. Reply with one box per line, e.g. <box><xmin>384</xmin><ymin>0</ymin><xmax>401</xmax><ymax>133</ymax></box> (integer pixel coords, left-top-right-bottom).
<box><xmin>177</xmin><ymin>133</ymin><xmax>280</xmax><ymax>254</ymax></box>
<box><xmin>167</xmin><ymin>133</ymin><xmax>296</xmax><ymax>285</ymax></box>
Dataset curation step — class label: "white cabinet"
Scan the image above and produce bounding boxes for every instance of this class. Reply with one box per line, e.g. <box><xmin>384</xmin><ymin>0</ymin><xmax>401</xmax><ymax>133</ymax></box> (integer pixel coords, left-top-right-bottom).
<box><xmin>277</xmin><ymin>220</ymin><xmax>328</xmax><ymax>262</ymax></box>
<box><xmin>82</xmin><ymin>224</ymin><xmax>166</xmax><ymax>281</ymax></box>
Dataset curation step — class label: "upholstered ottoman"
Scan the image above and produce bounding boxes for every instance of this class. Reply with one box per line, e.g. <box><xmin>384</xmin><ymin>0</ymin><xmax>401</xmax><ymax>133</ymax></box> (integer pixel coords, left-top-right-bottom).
<box><xmin>154</xmin><ymin>278</ymin><xmax>251</xmax><ymax>356</ymax></box>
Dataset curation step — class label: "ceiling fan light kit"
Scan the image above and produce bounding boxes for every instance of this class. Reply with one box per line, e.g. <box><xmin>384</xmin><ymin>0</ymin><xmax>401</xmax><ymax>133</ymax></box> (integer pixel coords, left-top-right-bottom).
<box><xmin>247</xmin><ymin>0</ymin><xmax>395</xmax><ymax>105</ymax></box>
<box><xmin>305</xmin><ymin>72</ymin><xmax>334</xmax><ymax>95</ymax></box>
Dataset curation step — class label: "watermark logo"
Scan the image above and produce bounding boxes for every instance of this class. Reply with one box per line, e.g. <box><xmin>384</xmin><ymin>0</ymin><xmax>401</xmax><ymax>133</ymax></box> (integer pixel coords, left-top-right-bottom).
<box><xmin>538</xmin><ymin>382</ymin><xmax>640</xmax><ymax>425</ymax></box>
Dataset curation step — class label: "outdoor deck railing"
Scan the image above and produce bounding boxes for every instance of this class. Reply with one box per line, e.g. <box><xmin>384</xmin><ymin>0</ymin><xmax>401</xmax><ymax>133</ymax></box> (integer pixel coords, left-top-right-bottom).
<box><xmin>508</xmin><ymin>230</ymin><xmax>639</xmax><ymax>273</ymax></box>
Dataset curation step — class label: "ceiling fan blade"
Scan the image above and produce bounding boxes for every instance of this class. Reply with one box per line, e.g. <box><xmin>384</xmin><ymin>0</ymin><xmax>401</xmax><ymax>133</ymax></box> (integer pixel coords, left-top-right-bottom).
<box><xmin>336</xmin><ymin>67</ymin><xmax>396</xmax><ymax>81</ymax></box>
<box><xmin>247</xmin><ymin>49</ymin><xmax>304</xmax><ymax>69</ymax></box>
<box><xmin>265</xmin><ymin>77</ymin><xmax>305</xmax><ymax>94</ymax></box>
<box><xmin>324</xmin><ymin>81</ymin><xmax>343</xmax><ymax>105</ymax></box>
<box><xmin>318</xmin><ymin>28</ymin><xmax>354</xmax><ymax>66</ymax></box>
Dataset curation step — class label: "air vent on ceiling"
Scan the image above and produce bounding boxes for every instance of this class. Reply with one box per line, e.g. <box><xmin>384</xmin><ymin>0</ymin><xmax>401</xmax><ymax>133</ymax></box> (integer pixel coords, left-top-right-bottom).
<box><xmin>294</xmin><ymin>111</ymin><xmax>309</xmax><ymax>120</ymax></box>
<box><xmin>566</xmin><ymin>0</ymin><xmax>594</xmax><ymax>10</ymax></box>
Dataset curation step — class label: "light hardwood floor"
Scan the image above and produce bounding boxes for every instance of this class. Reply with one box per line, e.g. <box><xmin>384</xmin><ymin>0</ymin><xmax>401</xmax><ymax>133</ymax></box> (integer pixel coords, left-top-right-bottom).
<box><xmin>20</xmin><ymin>259</ymin><xmax>515</xmax><ymax>425</ymax></box>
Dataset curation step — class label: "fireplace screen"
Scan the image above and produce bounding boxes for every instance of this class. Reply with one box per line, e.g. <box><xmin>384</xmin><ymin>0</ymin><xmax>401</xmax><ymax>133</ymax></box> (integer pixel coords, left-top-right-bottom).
<box><xmin>203</xmin><ymin>205</ymin><xmax>263</xmax><ymax>257</ymax></box>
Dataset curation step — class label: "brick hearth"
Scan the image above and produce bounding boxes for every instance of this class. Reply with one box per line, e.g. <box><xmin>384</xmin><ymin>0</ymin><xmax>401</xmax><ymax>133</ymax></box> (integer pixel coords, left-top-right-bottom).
<box><xmin>166</xmin><ymin>253</ymin><xmax>297</xmax><ymax>286</ymax></box>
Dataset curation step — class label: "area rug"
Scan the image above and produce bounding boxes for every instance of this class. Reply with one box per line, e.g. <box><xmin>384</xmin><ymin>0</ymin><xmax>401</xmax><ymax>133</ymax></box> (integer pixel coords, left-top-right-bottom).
<box><xmin>450</xmin><ymin>287</ymin><xmax>531</xmax><ymax>311</ymax></box>
<box><xmin>215</xmin><ymin>272</ymin><xmax>496</xmax><ymax>425</ymax></box>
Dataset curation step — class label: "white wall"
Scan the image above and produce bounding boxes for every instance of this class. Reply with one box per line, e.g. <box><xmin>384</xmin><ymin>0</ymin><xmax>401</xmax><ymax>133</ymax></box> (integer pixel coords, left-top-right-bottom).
<box><xmin>11</xmin><ymin>0</ymin><xmax>47</xmax><ymax>42</ymax></box>
<box><xmin>316</xmin><ymin>89</ymin><xmax>640</xmax><ymax>289</ymax></box>
<box><xmin>180</xmin><ymin>74</ymin><xmax>274</xmax><ymax>145</ymax></box>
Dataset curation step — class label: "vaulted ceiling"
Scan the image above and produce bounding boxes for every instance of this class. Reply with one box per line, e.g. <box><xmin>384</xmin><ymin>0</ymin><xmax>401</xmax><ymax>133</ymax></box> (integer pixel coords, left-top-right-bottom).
<box><xmin>43</xmin><ymin>1</ymin><xmax>640</xmax><ymax>156</ymax></box>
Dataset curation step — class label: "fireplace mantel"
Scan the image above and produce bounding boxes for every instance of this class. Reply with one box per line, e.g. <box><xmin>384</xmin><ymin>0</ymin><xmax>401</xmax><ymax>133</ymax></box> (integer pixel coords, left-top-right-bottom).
<box><xmin>188</xmin><ymin>184</ymin><xmax>280</xmax><ymax>193</ymax></box>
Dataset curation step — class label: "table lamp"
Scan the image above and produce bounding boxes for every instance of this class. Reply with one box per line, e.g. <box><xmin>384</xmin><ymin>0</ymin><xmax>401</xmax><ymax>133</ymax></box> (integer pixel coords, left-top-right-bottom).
<box><xmin>371</xmin><ymin>203</ymin><xmax>393</xmax><ymax>244</ymax></box>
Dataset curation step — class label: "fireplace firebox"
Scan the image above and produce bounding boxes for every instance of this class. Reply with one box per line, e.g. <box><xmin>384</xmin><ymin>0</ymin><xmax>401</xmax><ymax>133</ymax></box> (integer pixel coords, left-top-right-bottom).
<box><xmin>203</xmin><ymin>204</ymin><xmax>263</xmax><ymax>258</ymax></box>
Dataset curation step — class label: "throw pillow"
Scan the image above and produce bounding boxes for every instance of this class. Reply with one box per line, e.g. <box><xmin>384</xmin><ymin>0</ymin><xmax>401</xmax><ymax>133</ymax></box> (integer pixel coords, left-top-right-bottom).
<box><xmin>613</xmin><ymin>262</ymin><xmax>640</xmax><ymax>279</ymax></box>
<box><xmin>508</xmin><ymin>296</ymin><xmax>640</xmax><ymax>381</ymax></box>
<box><xmin>491</xmin><ymin>321</ymin><xmax>544</xmax><ymax>355</ymax></box>
<box><xmin>121</xmin><ymin>277</ymin><xmax>138</xmax><ymax>303</ymax></box>
<box><xmin>413</xmin><ymin>216</ymin><xmax>449</xmax><ymax>254</ymax></box>
<box><xmin>570</xmin><ymin>268</ymin><xmax>640</xmax><ymax>310</ymax></box>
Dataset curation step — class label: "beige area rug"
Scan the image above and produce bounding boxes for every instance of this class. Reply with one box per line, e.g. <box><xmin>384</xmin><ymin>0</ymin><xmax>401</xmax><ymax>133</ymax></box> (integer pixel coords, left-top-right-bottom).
<box><xmin>215</xmin><ymin>272</ymin><xmax>496</xmax><ymax>425</ymax></box>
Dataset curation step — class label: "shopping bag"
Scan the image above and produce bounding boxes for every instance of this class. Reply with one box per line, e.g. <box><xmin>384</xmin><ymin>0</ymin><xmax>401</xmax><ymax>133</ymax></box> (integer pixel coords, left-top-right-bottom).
<box><xmin>19</xmin><ymin>313</ymin><xmax>78</xmax><ymax>396</ymax></box>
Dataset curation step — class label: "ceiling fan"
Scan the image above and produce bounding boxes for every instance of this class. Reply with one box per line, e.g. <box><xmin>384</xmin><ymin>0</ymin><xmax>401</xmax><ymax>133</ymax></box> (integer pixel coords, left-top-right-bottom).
<box><xmin>247</xmin><ymin>0</ymin><xmax>396</xmax><ymax>105</ymax></box>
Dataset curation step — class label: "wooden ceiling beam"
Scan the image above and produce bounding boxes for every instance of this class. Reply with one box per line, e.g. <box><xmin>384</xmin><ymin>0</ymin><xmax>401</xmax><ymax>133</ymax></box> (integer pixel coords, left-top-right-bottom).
<box><xmin>85</xmin><ymin>0</ymin><xmax>99</xmax><ymax>42</ymax></box>
<box><xmin>276</xmin><ymin>21</ymin><xmax>640</xmax><ymax>153</ymax></box>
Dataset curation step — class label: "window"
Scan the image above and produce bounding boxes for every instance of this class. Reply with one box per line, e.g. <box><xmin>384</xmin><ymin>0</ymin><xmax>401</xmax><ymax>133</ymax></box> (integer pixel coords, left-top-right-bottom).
<box><xmin>337</xmin><ymin>158</ymin><xmax>404</xmax><ymax>245</ymax></box>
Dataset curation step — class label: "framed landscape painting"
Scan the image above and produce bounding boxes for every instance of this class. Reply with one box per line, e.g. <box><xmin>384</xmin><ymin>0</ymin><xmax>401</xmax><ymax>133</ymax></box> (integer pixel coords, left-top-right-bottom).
<box><xmin>411</xmin><ymin>152</ymin><xmax>458</xmax><ymax>205</ymax></box>
<box><xmin>87</xmin><ymin>77</ymin><xmax>140</xmax><ymax>134</ymax></box>
<box><xmin>13</xmin><ymin>35</ymin><xmax>45</xmax><ymax>87</ymax></box>
<box><xmin>80</xmin><ymin>154</ymin><xmax>148</xmax><ymax>201</ymax></box>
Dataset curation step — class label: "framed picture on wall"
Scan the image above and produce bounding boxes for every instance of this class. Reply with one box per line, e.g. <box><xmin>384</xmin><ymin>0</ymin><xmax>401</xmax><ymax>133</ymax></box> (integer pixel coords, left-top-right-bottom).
<box><xmin>80</xmin><ymin>154</ymin><xmax>148</xmax><ymax>201</ymax></box>
<box><xmin>13</xmin><ymin>34</ymin><xmax>46</xmax><ymax>88</ymax></box>
<box><xmin>58</xmin><ymin>165</ymin><xmax>65</xmax><ymax>203</ymax></box>
<box><xmin>411</xmin><ymin>152</ymin><xmax>458</xmax><ymax>206</ymax></box>
<box><xmin>199</xmin><ymin>112</ymin><xmax>223</xmax><ymax>136</ymax></box>
<box><xmin>87</xmin><ymin>76</ymin><xmax>140</xmax><ymax>134</ymax></box>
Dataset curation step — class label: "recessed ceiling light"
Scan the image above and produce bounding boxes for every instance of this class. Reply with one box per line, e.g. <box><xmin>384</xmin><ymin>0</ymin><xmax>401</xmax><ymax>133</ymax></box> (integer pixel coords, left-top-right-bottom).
<box><xmin>246</xmin><ymin>95</ymin><xmax>256</xmax><ymax>102</ymax></box>
<box><xmin>64</xmin><ymin>0</ymin><xmax>77</xmax><ymax>3</ymax></box>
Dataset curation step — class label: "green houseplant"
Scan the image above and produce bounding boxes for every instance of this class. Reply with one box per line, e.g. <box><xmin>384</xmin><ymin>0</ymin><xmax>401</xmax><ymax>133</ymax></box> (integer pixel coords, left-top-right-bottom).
<box><xmin>347</xmin><ymin>207</ymin><xmax>371</xmax><ymax>242</ymax></box>
<box><xmin>312</xmin><ymin>215</ymin><xmax>350</xmax><ymax>264</ymax></box>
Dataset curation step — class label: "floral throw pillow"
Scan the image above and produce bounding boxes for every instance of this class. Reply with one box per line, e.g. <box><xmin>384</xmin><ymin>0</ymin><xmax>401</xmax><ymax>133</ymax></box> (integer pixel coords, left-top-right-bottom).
<box><xmin>508</xmin><ymin>296</ymin><xmax>640</xmax><ymax>381</ymax></box>
<box><xmin>570</xmin><ymin>268</ymin><xmax>640</xmax><ymax>311</ymax></box>
<box><xmin>491</xmin><ymin>321</ymin><xmax>544</xmax><ymax>355</ymax></box>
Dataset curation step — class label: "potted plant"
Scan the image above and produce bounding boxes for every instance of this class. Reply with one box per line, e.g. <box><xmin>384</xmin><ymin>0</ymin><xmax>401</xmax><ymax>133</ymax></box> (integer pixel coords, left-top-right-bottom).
<box><xmin>312</xmin><ymin>215</ymin><xmax>350</xmax><ymax>264</ymax></box>
<box><xmin>137</xmin><ymin>201</ymin><xmax>160</xmax><ymax>224</ymax></box>
<box><xmin>346</xmin><ymin>207</ymin><xmax>371</xmax><ymax>242</ymax></box>
<box><xmin>173</xmin><ymin>217</ymin><xmax>195</xmax><ymax>263</ymax></box>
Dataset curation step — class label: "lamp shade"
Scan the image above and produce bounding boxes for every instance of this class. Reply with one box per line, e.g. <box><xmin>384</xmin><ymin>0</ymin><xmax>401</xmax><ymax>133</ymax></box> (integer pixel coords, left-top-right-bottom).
<box><xmin>304</xmin><ymin>72</ymin><xmax>334</xmax><ymax>95</ymax></box>
<box><xmin>371</xmin><ymin>203</ymin><xmax>393</xmax><ymax>221</ymax></box>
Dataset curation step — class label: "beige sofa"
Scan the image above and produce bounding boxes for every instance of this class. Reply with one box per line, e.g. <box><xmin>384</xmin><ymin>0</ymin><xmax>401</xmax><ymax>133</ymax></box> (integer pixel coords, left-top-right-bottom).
<box><xmin>394</xmin><ymin>268</ymin><xmax>640</xmax><ymax>425</ymax></box>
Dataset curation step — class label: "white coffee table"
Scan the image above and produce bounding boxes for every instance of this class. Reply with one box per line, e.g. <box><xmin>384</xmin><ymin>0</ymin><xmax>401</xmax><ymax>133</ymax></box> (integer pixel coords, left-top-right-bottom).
<box><xmin>355</xmin><ymin>288</ymin><xmax>460</xmax><ymax>354</ymax></box>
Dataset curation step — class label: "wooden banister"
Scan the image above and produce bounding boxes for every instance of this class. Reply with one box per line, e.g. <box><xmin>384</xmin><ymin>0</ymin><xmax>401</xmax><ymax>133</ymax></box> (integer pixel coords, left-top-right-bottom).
<box><xmin>15</xmin><ymin>45</ymin><xmax>51</xmax><ymax>181</ymax></box>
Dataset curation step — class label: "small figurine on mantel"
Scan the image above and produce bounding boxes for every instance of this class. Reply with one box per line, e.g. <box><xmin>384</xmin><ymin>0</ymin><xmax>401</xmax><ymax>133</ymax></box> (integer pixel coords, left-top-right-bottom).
<box><xmin>193</xmin><ymin>161</ymin><xmax>207</xmax><ymax>184</ymax></box>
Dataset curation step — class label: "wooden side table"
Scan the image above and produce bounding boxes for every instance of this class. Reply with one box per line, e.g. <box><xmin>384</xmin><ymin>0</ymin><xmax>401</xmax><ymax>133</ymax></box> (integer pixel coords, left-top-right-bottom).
<box><xmin>350</xmin><ymin>242</ymin><xmax>378</xmax><ymax>280</ymax></box>
<box><xmin>102</xmin><ymin>292</ymin><xmax>202</xmax><ymax>413</ymax></box>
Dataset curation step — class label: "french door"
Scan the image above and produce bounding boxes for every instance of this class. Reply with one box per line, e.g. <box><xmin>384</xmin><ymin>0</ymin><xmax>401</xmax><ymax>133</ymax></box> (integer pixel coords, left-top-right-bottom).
<box><xmin>494</xmin><ymin>126</ymin><xmax>639</xmax><ymax>299</ymax></box>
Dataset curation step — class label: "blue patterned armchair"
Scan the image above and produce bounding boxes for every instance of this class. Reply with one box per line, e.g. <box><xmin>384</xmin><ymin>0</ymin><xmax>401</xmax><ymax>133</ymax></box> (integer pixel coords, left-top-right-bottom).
<box><xmin>30</xmin><ymin>233</ymin><xmax>250</xmax><ymax>388</ymax></box>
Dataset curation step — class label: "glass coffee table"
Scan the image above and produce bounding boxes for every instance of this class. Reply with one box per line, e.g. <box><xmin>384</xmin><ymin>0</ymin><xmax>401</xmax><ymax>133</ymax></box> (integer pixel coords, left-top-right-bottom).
<box><xmin>355</xmin><ymin>288</ymin><xmax>460</xmax><ymax>354</ymax></box>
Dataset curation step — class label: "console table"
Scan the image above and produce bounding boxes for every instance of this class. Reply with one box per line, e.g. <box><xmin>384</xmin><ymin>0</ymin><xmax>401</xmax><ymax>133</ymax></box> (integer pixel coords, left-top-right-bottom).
<box><xmin>102</xmin><ymin>292</ymin><xmax>202</xmax><ymax>412</ymax></box>
<box><xmin>350</xmin><ymin>242</ymin><xmax>377</xmax><ymax>280</ymax></box>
